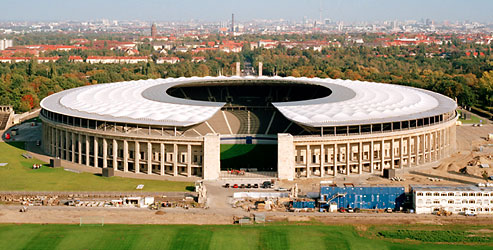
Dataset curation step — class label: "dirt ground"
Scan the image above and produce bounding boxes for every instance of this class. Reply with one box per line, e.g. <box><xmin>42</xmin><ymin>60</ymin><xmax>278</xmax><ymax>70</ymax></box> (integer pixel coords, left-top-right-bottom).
<box><xmin>1</xmin><ymin>205</ymin><xmax>492</xmax><ymax>225</ymax></box>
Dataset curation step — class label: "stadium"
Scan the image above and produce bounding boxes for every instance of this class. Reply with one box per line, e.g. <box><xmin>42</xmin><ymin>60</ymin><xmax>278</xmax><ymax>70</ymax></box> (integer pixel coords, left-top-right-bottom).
<box><xmin>39</xmin><ymin>76</ymin><xmax>458</xmax><ymax>180</ymax></box>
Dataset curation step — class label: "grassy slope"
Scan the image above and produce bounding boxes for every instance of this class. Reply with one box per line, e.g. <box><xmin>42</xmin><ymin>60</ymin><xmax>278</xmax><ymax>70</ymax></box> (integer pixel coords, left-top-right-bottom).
<box><xmin>0</xmin><ymin>142</ymin><xmax>192</xmax><ymax>192</ymax></box>
<box><xmin>0</xmin><ymin>224</ymin><xmax>491</xmax><ymax>250</ymax></box>
<box><xmin>457</xmin><ymin>110</ymin><xmax>482</xmax><ymax>124</ymax></box>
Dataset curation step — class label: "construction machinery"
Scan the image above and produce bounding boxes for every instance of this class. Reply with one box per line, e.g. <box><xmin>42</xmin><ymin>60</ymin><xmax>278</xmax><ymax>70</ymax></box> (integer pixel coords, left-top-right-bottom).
<box><xmin>434</xmin><ymin>208</ymin><xmax>452</xmax><ymax>216</ymax></box>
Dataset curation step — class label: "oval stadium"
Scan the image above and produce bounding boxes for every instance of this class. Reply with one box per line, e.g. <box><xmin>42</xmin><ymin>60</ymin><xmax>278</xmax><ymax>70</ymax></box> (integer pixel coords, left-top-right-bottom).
<box><xmin>40</xmin><ymin>76</ymin><xmax>458</xmax><ymax>180</ymax></box>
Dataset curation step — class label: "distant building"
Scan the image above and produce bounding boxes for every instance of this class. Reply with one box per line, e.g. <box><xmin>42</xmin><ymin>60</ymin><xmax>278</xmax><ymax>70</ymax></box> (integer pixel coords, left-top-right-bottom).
<box><xmin>156</xmin><ymin>57</ymin><xmax>180</xmax><ymax>64</ymax></box>
<box><xmin>191</xmin><ymin>57</ymin><xmax>206</xmax><ymax>63</ymax></box>
<box><xmin>86</xmin><ymin>56</ymin><xmax>149</xmax><ymax>64</ymax></box>
<box><xmin>151</xmin><ymin>23</ymin><xmax>157</xmax><ymax>38</ymax></box>
<box><xmin>36</xmin><ymin>57</ymin><xmax>60</xmax><ymax>63</ymax></box>
<box><xmin>412</xmin><ymin>186</ymin><xmax>493</xmax><ymax>214</ymax></box>
<box><xmin>0</xmin><ymin>39</ymin><xmax>13</xmax><ymax>50</ymax></box>
<box><xmin>68</xmin><ymin>56</ymin><xmax>83</xmax><ymax>63</ymax></box>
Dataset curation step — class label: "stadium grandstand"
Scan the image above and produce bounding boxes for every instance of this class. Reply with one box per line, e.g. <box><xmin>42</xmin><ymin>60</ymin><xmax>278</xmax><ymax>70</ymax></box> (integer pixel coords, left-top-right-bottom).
<box><xmin>39</xmin><ymin>76</ymin><xmax>458</xmax><ymax>180</ymax></box>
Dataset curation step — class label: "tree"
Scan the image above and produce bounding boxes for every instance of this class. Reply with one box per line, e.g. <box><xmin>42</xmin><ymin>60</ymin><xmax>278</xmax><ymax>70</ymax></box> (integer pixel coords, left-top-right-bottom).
<box><xmin>479</xmin><ymin>71</ymin><xmax>493</xmax><ymax>107</ymax></box>
<box><xmin>197</xmin><ymin>64</ymin><xmax>210</xmax><ymax>77</ymax></box>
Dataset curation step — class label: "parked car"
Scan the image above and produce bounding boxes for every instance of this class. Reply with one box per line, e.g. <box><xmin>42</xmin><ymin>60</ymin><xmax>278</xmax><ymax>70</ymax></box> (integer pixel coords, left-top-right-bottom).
<box><xmin>261</xmin><ymin>181</ymin><xmax>272</xmax><ymax>189</ymax></box>
<box><xmin>275</xmin><ymin>187</ymin><xmax>288</xmax><ymax>192</ymax></box>
<box><xmin>465</xmin><ymin>211</ymin><xmax>477</xmax><ymax>216</ymax></box>
<box><xmin>223</xmin><ymin>183</ymin><xmax>230</xmax><ymax>188</ymax></box>
<box><xmin>232</xmin><ymin>184</ymin><xmax>239</xmax><ymax>188</ymax></box>
<box><xmin>240</xmin><ymin>184</ymin><xmax>246</xmax><ymax>189</ymax></box>
<box><xmin>252</xmin><ymin>183</ymin><xmax>259</xmax><ymax>189</ymax></box>
<box><xmin>246</xmin><ymin>184</ymin><xmax>252</xmax><ymax>188</ymax></box>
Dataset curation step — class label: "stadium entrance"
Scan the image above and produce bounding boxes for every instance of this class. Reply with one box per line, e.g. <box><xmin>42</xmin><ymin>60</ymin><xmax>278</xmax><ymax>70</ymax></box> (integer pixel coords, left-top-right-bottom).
<box><xmin>220</xmin><ymin>135</ymin><xmax>278</xmax><ymax>177</ymax></box>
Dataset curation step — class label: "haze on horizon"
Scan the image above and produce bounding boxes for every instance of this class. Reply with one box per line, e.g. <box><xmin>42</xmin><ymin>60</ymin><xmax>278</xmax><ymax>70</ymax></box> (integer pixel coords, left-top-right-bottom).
<box><xmin>1</xmin><ymin>0</ymin><xmax>492</xmax><ymax>23</ymax></box>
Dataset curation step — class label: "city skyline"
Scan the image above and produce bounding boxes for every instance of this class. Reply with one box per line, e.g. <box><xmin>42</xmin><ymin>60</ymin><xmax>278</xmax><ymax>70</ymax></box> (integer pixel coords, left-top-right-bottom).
<box><xmin>1</xmin><ymin>0</ymin><xmax>493</xmax><ymax>23</ymax></box>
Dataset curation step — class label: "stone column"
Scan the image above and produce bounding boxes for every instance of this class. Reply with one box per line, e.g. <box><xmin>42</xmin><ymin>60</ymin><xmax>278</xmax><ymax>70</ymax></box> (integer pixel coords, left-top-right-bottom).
<box><xmin>123</xmin><ymin>140</ymin><xmax>128</xmax><ymax>172</ymax></box>
<box><xmin>102</xmin><ymin>138</ymin><xmax>107</xmax><ymax>168</ymax></box>
<box><xmin>47</xmin><ymin>127</ymin><xmax>55</xmax><ymax>156</ymax></box>
<box><xmin>203</xmin><ymin>134</ymin><xmax>221</xmax><ymax>180</ymax></box>
<box><xmin>421</xmin><ymin>134</ymin><xmax>425</xmax><ymax>164</ymax></box>
<box><xmin>187</xmin><ymin>144</ymin><xmax>192</xmax><ymax>177</ymax></box>
<box><xmin>160</xmin><ymin>143</ymin><xmax>165</xmax><ymax>175</ymax></box>
<box><xmin>48</xmin><ymin>125</ymin><xmax>52</xmax><ymax>153</ymax></box>
<box><xmin>135</xmin><ymin>141</ymin><xmax>140</xmax><ymax>173</ymax></box>
<box><xmin>71</xmin><ymin>132</ymin><xmax>75</xmax><ymax>162</ymax></box>
<box><xmin>320</xmin><ymin>144</ymin><xmax>325</xmax><ymax>177</ymax></box>
<box><xmin>433</xmin><ymin>131</ymin><xmax>437</xmax><ymax>161</ymax></box>
<box><xmin>380</xmin><ymin>140</ymin><xmax>385</xmax><ymax>172</ymax></box>
<box><xmin>277</xmin><ymin>134</ymin><xmax>295</xmax><ymax>180</ymax></box>
<box><xmin>55</xmin><ymin>129</ymin><xmax>59</xmax><ymax>158</ymax></box>
<box><xmin>147</xmin><ymin>142</ymin><xmax>152</xmax><ymax>175</ymax></box>
<box><xmin>428</xmin><ymin>133</ymin><xmax>432</xmax><ymax>162</ymax></box>
<box><xmin>346</xmin><ymin>142</ymin><xmax>350</xmax><ymax>175</ymax></box>
<box><xmin>173</xmin><ymin>144</ymin><xmax>178</xmax><ymax>176</ymax></box>
<box><xmin>78</xmin><ymin>134</ymin><xmax>82</xmax><ymax>164</ymax></box>
<box><xmin>44</xmin><ymin>125</ymin><xmax>48</xmax><ymax>155</ymax></box>
<box><xmin>407</xmin><ymin>136</ymin><xmax>412</xmax><ymax>167</ymax></box>
<box><xmin>399</xmin><ymin>137</ymin><xmax>404</xmax><ymax>168</ymax></box>
<box><xmin>85</xmin><ymin>135</ymin><xmax>90</xmax><ymax>166</ymax></box>
<box><xmin>370</xmin><ymin>141</ymin><xmax>374</xmax><ymax>173</ymax></box>
<box><xmin>444</xmin><ymin>128</ymin><xmax>451</xmax><ymax>155</ymax></box>
<box><xmin>414</xmin><ymin>135</ymin><xmax>418</xmax><ymax>165</ymax></box>
<box><xmin>333</xmin><ymin>143</ymin><xmax>338</xmax><ymax>176</ymax></box>
<box><xmin>358</xmin><ymin>142</ymin><xmax>362</xmax><ymax>174</ymax></box>
<box><xmin>390</xmin><ymin>139</ymin><xmax>395</xmax><ymax>169</ymax></box>
<box><xmin>306</xmin><ymin>144</ymin><xmax>310</xmax><ymax>177</ymax></box>
<box><xmin>93</xmin><ymin>137</ymin><xmax>99</xmax><ymax>168</ymax></box>
<box><xmin>438</xmin><ymin>130</ymin><xmax>442</xmax><ymax>160</ymax></box>
<box><xmin>112</xmin><ymin>139</ymin><xmax>118</xmax><ymax>169</ymax></box>
<box><xmin>53</xmin><ymin>127</ymin><xmax>57</xmax><ymax>157</ymax></box>
<box><xmin>65</xmin><ymin>130</ymin><xmax>69</xmax><ymax>160</ymax></box>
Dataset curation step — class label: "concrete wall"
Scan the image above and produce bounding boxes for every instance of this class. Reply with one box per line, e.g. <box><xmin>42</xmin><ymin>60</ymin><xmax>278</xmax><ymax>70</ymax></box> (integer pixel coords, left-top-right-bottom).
<box><xmin>203</xmin><ymin>134</ymin><xmax>220</xmax><ymax>180</ymax></box>
<box><xmin>277</xmin><ymin>133</ymin><xmax>294</xmax><ymax>180</ymax></box>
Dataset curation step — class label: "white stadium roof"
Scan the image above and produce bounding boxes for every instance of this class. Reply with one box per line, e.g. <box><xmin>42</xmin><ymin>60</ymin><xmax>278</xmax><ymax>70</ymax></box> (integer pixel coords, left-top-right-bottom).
<box><xmin>40</xmin><ymin>76</ymin><xmax>457</xmax><ymax>127</ymax></box>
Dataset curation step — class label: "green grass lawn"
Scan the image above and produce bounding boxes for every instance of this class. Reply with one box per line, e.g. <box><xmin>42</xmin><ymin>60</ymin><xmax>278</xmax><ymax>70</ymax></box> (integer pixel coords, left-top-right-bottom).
<box><xmin>220</xmin><ymin>144</ymin><xmax>277</xmax><ymax>171</ymax></box>
<box><xmin>0</xmin><ymin>142</ymin><xmax>193</xmax><ymax>192</ymax></box>
<box><xmin>0</xmin><ymin>223</ymin><xmax>491</xmax><ymax>250</ymax></box>
<box><xmin>457</xmin><ymin>110</ymin><xmax>483</xmax><ymax>124</ymax></box>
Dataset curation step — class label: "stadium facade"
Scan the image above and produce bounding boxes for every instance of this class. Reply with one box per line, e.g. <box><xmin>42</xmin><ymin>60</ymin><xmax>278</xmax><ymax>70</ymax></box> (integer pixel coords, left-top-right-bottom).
<box><xmin>40</xmin><ymin>76</ymin><xmax>458</xmax><ymax>180</ymax></box>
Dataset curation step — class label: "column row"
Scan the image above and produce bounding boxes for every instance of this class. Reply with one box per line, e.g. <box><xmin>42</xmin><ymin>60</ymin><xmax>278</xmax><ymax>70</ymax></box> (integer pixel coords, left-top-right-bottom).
<box><xmin>43</xmin><ymin>124</ymin><xmax>204</xmax><ymax>177</ymax></box>
<box><xmin>293</xmin><ymin>127</ymin><xmax>452</xmax><ymax>178</ymax></box>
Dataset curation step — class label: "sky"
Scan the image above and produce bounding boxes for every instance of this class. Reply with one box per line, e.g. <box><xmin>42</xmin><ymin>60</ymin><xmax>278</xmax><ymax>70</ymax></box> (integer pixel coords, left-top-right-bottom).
<box><xmin>0</xmin><ymin>0</ymin><xmax>492</xmax><ymax>22</ymax></box>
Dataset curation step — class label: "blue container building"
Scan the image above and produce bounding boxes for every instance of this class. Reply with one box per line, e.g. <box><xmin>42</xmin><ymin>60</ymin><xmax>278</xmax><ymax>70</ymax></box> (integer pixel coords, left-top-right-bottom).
<box><xmin>292</xmin><ymin>200</ymin><xmax>316</xmax><ymax>209</ymax></box>
<box><xmin>320</xmin><ymin>186</ymin><xmax>406</xmax><ymax>210</ymax></box>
